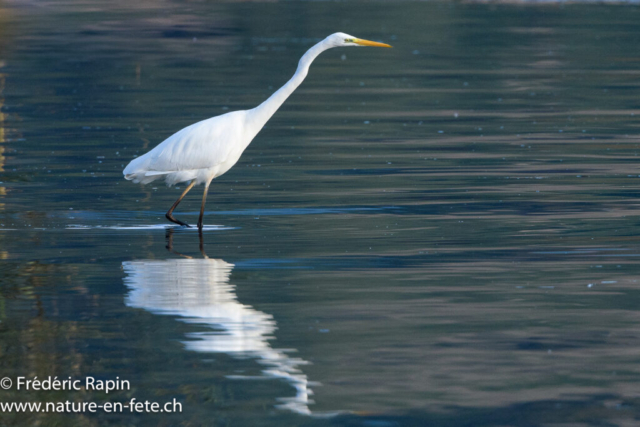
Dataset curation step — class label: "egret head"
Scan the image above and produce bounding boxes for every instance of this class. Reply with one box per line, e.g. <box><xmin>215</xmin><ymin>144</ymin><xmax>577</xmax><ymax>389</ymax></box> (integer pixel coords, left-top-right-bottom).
<box><xmin>326</xmin><ymin>32</ymin><xmax>392</xmax><ymax>48</ymax></box>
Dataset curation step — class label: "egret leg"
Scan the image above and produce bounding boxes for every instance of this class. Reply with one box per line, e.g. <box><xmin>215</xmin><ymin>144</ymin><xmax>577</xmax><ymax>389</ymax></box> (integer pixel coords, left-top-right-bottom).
<box><xmin>166</xmin><ymin>180</ymin><xmax>196</xmax><ymax>227</ymax></box>
<box><xmin>197</xmin><ymin>182</ymin><xmax>211</xmax><ymax>230</ymax></box>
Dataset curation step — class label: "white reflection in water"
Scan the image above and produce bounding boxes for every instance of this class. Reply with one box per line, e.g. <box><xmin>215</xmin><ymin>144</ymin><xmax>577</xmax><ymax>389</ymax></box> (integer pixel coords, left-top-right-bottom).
<box><xmin>122</xmin><ymin>258</ymin><xmax>313</xmax><ymax>415</ymax></box>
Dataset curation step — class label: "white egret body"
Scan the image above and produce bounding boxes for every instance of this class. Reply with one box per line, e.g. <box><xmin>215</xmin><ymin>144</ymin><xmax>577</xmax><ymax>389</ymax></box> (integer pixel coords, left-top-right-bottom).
<box><xmin>123</xmin><ymin>32</ymin><xmax>391</xmax><ymax>228</ymax></box>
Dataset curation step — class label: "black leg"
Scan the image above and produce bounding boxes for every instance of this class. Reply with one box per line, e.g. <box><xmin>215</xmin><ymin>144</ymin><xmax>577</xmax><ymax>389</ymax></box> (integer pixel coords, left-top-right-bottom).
<box><xmin>197</xmin><ymin>183</ymin><xmax>210</xmax><ymax>230</ymax></box>
<box><xmin>166</xmin><ymin>180</ymin><xmax>196</xmax><ymax>227</ymax></box>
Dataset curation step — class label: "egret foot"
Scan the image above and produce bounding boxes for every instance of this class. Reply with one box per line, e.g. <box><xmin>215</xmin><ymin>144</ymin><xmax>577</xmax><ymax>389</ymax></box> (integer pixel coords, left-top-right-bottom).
<box><xmin>166</xmin><ymin>213</ymin><xmax>191</xmax><ymax>228</ymax></box>
<box><xmin>164</xmin><ymin>180</ymin><xmax>196</xmax><ymax>228</ymax></box>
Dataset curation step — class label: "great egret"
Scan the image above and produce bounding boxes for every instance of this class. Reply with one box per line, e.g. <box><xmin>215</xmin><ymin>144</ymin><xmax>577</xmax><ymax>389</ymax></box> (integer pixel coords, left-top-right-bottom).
<box><xmin>123</xmin><ymin>32</ymin><xmax>391</xmax><ymax>229</ymax></box>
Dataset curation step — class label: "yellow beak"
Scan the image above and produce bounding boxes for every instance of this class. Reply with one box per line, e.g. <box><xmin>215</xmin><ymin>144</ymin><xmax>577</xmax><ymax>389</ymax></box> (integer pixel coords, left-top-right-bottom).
<box><xmin>354</xmin><ymin>38</ymin><xmax>392</xmax><ymax>48</ymax></box>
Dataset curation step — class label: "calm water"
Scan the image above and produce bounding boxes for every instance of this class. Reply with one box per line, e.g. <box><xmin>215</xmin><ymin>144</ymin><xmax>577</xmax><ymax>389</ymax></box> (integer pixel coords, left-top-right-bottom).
<box><xmin>2</xmin><ymin>1</ymin><xmax>640</xmax><ymax>425</ymax></box>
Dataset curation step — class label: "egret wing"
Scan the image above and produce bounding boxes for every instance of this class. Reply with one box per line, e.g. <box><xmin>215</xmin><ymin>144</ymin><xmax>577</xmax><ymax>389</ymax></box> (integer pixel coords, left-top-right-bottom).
<box><xmin>145</xmin><ymin>111</ymin><xmax>246</xmax><ymax>173</ymax></box>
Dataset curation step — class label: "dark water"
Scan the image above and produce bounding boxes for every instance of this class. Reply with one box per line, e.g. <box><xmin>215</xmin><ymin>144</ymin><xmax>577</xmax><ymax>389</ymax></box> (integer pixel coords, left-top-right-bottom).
<box><xmin>3</xmin><ymin>0</ymin><xmax>640</xmax><ymax>425</ymax></box>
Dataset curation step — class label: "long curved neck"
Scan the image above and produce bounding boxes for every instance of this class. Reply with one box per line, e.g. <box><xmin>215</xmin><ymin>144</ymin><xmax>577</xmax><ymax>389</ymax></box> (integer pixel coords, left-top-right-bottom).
<box><xmin>245</xmin><ymin>39</ymin><xmax>332</xmax><ymax>139</ymax></box>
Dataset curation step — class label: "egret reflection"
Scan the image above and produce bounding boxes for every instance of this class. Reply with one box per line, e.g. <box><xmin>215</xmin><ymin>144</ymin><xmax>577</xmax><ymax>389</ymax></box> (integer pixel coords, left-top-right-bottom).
<box><xmin>122</xmin><ymin>255</ymin><xmax>314</xmax><ymax>414</ymax></box>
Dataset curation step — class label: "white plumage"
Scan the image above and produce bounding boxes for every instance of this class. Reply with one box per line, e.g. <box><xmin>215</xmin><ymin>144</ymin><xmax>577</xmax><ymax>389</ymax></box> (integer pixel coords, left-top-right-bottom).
<box><xmin>124</xmin><ymin>111</ymin><xmax>247</xmax><ymax>186</ymax></box>
<box><xmin>123</xmin><ymin>32</ymin><xmax>391</xmax><ymax>229</ymax></box>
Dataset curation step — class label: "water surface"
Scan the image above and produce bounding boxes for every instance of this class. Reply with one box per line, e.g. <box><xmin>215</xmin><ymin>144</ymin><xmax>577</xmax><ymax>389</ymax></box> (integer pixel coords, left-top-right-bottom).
<box><xmin>2</xmin><ymin>1</ymin><xmax>640</xmax><ymax>425</ymax></box>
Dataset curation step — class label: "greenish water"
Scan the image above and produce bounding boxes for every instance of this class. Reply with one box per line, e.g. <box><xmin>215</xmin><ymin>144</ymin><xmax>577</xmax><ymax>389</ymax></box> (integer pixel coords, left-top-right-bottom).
<box><xmin>3</xmin><ymin>1</ymin><xmax>640</xmax><ymax>425</ymax></box>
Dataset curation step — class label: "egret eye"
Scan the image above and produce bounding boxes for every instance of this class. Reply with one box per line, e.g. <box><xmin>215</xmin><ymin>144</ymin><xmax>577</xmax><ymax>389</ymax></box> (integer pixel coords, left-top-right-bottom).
<box><xmin>344</xmin><ymin>38</ymin><xmax>354</xmax><ymax>43</ymax></box>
